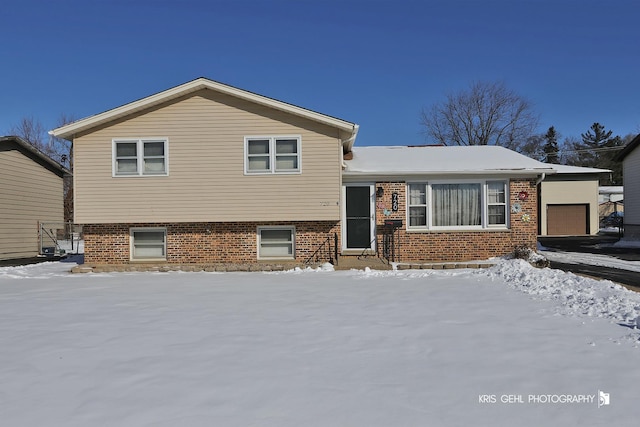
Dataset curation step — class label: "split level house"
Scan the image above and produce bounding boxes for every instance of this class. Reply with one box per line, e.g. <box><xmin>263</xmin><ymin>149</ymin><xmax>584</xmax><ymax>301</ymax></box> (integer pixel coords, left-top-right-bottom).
<box><xmin>0</xmin><ymin>136</ymin><xmax>68</xmax><ymax>261</ymax></box>
<box><xmin>51</xmin><ymin>78</ymin><xmax>556</xmax><ymax>266</ymax></box>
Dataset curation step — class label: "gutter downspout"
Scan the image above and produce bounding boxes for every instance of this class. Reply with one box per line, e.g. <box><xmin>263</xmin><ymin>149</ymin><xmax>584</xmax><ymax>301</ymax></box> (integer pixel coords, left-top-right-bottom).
<box><xmin>342</xmin><ymin>124</ymin><xmax>359</xmax><ymax>153</ymax></box>
<box><xmin>535</xmin><ymin>173</ymin><xmax>546</xmax><ymax>235</ymax></box>
<box><xmin>341</xmin><ymin>124</ymin><xmax>359</xmax><ymax>169</ymax></box>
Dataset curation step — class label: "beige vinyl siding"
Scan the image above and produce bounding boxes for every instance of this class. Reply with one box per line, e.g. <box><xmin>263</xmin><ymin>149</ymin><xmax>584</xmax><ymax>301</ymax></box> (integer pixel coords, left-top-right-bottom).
<box><xmin>539</xmin><ymin>179</ymin><xmax>599</xmax><ymax>235</ymax></box>
<box><xmin>0</xmin><ymin>147</ymin><xmax>64</xmax><ymax>259</ymax></box>
<box><xmin>74</xmin><ymin>89</ymin><xmax>342</xmax><ymax>223</ymax></box>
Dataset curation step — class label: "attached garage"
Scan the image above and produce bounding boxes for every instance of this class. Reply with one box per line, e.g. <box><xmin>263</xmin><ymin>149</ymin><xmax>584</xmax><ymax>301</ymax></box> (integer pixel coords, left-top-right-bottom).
<box><xmin>546</xmin><ymin>204</ymin><xmax>588</xmax><ymax>235</ymax></box>
<box><xmin>538</xmin><ymin>165</ymin><xmax>609</xmax><ymax>236</ymax></box>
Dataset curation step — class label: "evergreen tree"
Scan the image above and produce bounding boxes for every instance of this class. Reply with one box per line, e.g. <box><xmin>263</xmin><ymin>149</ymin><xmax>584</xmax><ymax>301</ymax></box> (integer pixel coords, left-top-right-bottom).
<box><xmin>542</xmin><ymin>126</ymin><xmax>559</xmax><ymax>163</ymax></box>
<box><xmin>568</xmin><ymin>123</ymin><xmax>625</xmax><ymax>184</ymax></box>
<box><xmin>578</xmin><ymin>122</ymin><xmax>613</xmax><ymax>168</ymax></box>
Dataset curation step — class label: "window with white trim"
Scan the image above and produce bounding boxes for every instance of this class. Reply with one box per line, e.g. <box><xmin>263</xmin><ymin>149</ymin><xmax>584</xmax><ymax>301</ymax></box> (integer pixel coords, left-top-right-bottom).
<box><xmin>257</xmin><ymin>227</ymin><xmax>295</xmax><ymax>259</ymax></box>
<box><xmin>245</xmin><ymin>136</ymin><xmax>300</xmax><ymax>174</ymax></box>
<box><xmin>432</xmin><ymin>183</ymin><xmax>482</xmax><ymax>227</ymax></box>
<box><xmin>406</xmin><ymin>181</ymin><xmax>508</xmax><ymax>230</ymax></box>
<box><xmin>113</xmin><ymin>139</ymin><xmax>168</xmax><ymax>176</ymax></box>
<box><xmin>130</xmin><ymin>228</ymin><xmax>167</xmax><ymax>261</ymax></box>
<box><xmin>487</xmin><ymin>181</ymin><xmax>507</xmax><ymax>226</ymax></box>
<box><xmin>408</xmin><ymin>184</ymin><xmax>427</xmax><ymax>227</ymax></box>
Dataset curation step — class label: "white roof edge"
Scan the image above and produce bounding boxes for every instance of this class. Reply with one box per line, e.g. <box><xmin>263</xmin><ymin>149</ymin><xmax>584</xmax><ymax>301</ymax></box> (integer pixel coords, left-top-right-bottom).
<box><xmin>342</xmin><ymin>168</ymin><xmax>556</xmax><ymax>177</ymax></box>
<box><xmin>547</xmin><ymin>164</ymin><xmax>611</xmax><ymax>174</ymax></box>
<box><xmin>50</xmin><ymin>77</ymin><xmax>358</xmax><ymax>140</ymax></box>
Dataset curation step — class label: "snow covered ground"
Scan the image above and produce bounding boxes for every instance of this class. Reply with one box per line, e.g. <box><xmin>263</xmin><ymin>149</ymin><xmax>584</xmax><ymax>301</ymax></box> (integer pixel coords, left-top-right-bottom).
<box><xmin>1</xmin><ymin>259</ymin><xmax>639</xmax><ymax>426</ymax></box>
<box><xmin>540</xmin><ymin>248</ymin><xmax>640</xmax><ymax>273</ymax></box>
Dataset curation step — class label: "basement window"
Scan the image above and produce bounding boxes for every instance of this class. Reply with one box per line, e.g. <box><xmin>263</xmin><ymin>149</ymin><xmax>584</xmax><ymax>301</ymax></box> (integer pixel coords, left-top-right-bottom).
<box><xmin>257</xmin><ymin>226</ymin><xmax>295</xmax><ymax>259</ymax></box>
<box><xmin>130</xmin><ymin>228</ymin><xmax>167</xmax><ymax>261</ymax></box>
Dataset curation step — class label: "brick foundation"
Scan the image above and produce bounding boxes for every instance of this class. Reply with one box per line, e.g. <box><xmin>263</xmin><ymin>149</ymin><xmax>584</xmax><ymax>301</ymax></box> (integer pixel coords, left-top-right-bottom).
<box><xmin>83</xmin><ymin>221</ymin><xmax>340</xmax><ymax>265</ymax></box>
<box><xmin>364</xmin><ymin>178</ymin><xmax>538</xmax><ymax>262</ymax></box>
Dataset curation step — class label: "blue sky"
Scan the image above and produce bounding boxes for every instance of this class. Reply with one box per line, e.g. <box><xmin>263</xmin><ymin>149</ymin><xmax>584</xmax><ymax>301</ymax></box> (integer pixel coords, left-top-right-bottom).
<box><xmin>2</xmin><ymin>0</ymin><xmax>639</xmax><ymax>146</ymax></box>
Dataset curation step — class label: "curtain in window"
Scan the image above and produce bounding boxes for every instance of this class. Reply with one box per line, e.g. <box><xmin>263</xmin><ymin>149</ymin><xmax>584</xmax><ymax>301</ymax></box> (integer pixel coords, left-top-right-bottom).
<box><xmin>432</xmin><ymin>184</ymin><xmax>481</xmax><ymax>226</ymax></box>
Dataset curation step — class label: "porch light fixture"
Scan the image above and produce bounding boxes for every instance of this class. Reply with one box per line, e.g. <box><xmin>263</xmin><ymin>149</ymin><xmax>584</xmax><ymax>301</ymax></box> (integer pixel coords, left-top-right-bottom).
<box><xmin>376</xmin><ymin>186</ymin><xmax>384</xmax><ymax>197</ymax></box>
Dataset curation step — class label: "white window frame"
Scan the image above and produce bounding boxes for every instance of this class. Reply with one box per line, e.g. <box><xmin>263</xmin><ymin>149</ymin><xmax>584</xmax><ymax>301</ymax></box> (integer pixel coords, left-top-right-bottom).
<box><xmin>486</xmin><ymin>181</ymin><xmax>508</xmax><ymax>227</ymax></box>
<box><xmin>407</xmin><ymin>183</ymin><xmax>428</xmax><ymax>229</ymax></box>
<box><xmin>257</xmin><ymin>226</ymin><xmax>296</xmax><ymax>260</ymax></box>
<box><xmin>113</xmin><ymin>138</ymin><xmax>169</xmax><ymax>177</ymax></box>
<box><xmin>130</xmin><ymin>227</ymin><xmax>167</xmax><ymax>261</ymax></box>
<box><xmin>244</xmin><ymin>136</ymin><xmax>301</xmax><ymax>175</ymax></box>
<box><xmin>406</xmin><ymin>180</ymin><xmax>509</xmax><ymax>231</ymax></box>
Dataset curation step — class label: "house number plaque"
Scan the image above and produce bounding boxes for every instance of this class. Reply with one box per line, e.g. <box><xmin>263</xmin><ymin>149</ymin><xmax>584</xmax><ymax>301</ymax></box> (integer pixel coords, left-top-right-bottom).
<box><xmin>392</xmin><ymin>192</ymin><xmax>399</xmax><ymax>212</ymax></box>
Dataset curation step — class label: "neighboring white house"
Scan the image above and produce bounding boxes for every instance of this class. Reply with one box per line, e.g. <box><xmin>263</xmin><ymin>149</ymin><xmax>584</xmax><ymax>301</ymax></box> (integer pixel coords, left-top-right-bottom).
<box><xmin>538</xmin><ymin>164</ymin><xmax>609</xmax><ymax>236</ymax></box>
<box><xmin>615</xmin><ymin>134</ymin><xmax>640</xmax><ymax>239</ymax></box>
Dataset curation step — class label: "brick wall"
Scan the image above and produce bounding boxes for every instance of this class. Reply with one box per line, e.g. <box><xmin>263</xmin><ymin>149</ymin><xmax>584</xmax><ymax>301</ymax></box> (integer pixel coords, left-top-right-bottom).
<box><xmin>83</xmin><ymin>221</ymin><xmax>340</xmax><ymax>264</ymax></box>
<box><xmin>84</xmin><ymin>178</ymin><xmax>538</xmax><ymax>265</ymax></box>
<box><xmin>367</xmin><ymin>178</ymin><xmax>538</xmax><ymax>262</ymax></box>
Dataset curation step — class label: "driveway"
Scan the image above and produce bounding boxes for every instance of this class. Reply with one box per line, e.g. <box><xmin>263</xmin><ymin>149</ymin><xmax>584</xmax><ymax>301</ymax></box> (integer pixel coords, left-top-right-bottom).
<box><xmin>538</xmin><ymin>234</ymin><xmax>640</xmax><ymax>290</ymax></box>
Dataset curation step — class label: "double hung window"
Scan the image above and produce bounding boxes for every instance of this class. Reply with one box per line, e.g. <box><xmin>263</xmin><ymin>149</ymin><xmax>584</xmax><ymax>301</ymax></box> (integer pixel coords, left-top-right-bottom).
<box><xmin>245</xmin><ymin>136</ymin><xmax>300</xmax><ymax>174</ymax></box>
<box><xmin>407</xmin><ymin>181</ymin><xmax>508</xmax><ymax>230</ymax></box>
<box><xmin>408</xmin><ymin>184</ymin><xmax>427</xmax><ymax>227</ymax></box>
<box><xmin>487</xmin><ymin>181</ymin><xmax>507</xmax><ymax>226</ymax></box>
<box><xmin>113</xmin><ymin>139</ymin><xmax>168</xmax><ymax>176</ymax></box>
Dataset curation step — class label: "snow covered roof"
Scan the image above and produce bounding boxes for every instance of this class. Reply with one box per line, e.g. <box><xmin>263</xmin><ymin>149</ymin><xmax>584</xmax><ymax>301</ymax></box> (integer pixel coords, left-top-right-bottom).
<box><xmin>599</xmin><ymin>186</ymin><xmax>623</xmax><ymax>194</ymax></box>
<box><xmin>545</xmin><ymin>163</ymin><xmax>610</xmax><ymax>174</ymax></box>
<box><xmin>343</xmin><ymin>145</ymin><xmax>556</xmax><ymax>177</ymax></box>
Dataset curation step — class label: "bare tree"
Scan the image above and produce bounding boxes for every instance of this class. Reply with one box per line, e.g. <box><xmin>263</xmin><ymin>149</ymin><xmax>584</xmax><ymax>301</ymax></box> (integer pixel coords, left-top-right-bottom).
<box><xmin>420</xmin><ymin>81</ymin><xmax>539</xmax><ymax>149</ymax></box>
<box><xmin>517</xmin><ymin>133</ymin><xmax>546</xmax><ymax>161</ymax></box>
<box><xmin>8</xmin><ymin>115</ymin><xmax>72</xmax><ymax>167</ymax></box>
<box><xmin>53</xmin><ymin>114</ymin><xmax>76</xmax><ymax>222</ymax></box>
<box><xmin>8</xmin><ymin>115</ymin><xmax>47</xmax><ymax>149</ymax></box>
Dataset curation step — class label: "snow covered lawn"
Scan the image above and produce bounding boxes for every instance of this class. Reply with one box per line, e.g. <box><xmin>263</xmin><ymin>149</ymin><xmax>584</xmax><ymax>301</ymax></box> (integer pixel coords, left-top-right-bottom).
<box><xmin>1</xmin><ymin>259</ymin><xmax>639</xmax><ymax>426</ymax></box>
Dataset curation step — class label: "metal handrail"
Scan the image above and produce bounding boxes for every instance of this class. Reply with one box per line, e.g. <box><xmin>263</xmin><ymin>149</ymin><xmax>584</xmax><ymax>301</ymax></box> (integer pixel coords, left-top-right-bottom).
<box><xmin>304</xmin><ymin>233</ymin><xmax>338</xmax><ymax>265</ymax></box>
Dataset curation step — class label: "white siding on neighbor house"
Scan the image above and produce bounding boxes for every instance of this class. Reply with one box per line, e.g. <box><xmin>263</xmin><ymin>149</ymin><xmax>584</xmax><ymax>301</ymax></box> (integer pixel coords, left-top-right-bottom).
<box><xmin>623</xmin><ymin>147</ymin><xmax>640</xmax><ymax>226</ymax></box>
<box><xmin>73</xmin><ymin>89</ymin><xmax>343</xmax><ymax>224</ymax></box>
<box><xmin>539</xmin><ymin>179</ymin><xmax>599</xmax><ymax>235</ymax></box>
<box><xmin>0</xmin><ymin>147</ymin><xmax>64</xmax><ymax>259</ymax></box>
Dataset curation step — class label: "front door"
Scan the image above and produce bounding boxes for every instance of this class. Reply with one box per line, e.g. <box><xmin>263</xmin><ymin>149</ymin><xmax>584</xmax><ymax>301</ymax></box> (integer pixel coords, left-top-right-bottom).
<box><xmin>344</xmin><ymin>185</ymin><xmax>375</xmax><ymax>250</ymax></box>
